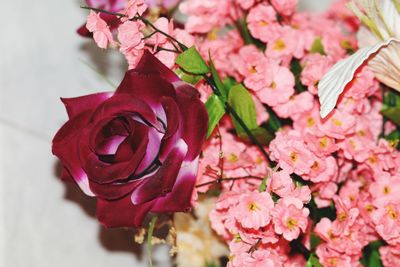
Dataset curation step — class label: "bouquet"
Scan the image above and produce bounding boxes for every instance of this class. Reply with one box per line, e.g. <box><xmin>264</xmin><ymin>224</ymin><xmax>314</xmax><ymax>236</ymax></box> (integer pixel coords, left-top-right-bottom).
<box><xmin>52</xmin><ymin>0</ymin><xmax>400</xmax><ymax>266</ymax></box>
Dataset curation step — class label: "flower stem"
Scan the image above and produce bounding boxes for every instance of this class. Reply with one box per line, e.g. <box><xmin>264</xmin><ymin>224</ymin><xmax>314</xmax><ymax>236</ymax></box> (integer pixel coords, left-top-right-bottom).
<box><xmin>196</xmin><ymin>175</ymin><xmax>264</xmax><ymax>188</ymax></box>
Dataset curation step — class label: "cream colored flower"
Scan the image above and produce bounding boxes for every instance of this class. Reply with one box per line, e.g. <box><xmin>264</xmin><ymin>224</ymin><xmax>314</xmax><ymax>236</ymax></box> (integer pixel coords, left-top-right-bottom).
<box><xmin>174</xmin><ymin>197</ymin><xmax>228</xmax><ymax>267</ymax></box>
<box><xmin>318</xmin><ymin>0</ymin><xmax>400</xmax><ymax>118</ymax></box>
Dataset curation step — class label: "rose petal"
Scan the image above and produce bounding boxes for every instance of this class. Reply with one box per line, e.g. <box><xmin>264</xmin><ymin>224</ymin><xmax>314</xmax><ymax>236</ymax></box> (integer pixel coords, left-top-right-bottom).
<box><xmin>80</xmin><ymin>120</ymin><xmax>149</xmax><ymax>183</ymax></box>
<box><xmin>151</xmin><ymin>157</ymin><xmax>199</xmax><ymax>213</ymax></box>
<box><xmin>174</xmin><ymin>82</ymin><xmax>208</xmax><ymax>161</ymax></box>
<box><xmin>115</xmin><ymin>72</ymin><xmax>176</xmax><ymax>118</ymax></box>
<box><xmin>131</xmin><ymin>139</ymin><xmax>188</xmax><ymax>205</ymax></box>
<box><xmin>130</xmin><ymin>50</ymin><xmax>179</xmax><ymax>83</ymax></box>
<box><xmin>52</xmin><ymin>112</ymin><xmax>95</xmax><ymax>196</ymax></box>
<box><xmin>96</xmin><ymin>194</ymin><xmax>154</xmax><ymax>228</ymax></box>
<box><xmin>61</xmin><ymin>92</ymin><xmax>113</xmax><ymax>119</ymax></box>
<box><xmin>318</xmin><ymin>38</ymin><xmax>396</xmax><ymax>118</ymax></box>
<box><xmin>91</xmin><ymin>94</ymin><xmax>158</xmax><ymax>127</ymax></box>
<box><xmin>158</xmin><ymin>96</ymin><xmax>181</xmax><ymax>161</ymax></box>
<box><xmin>89</xmin><ymin>178</ymin><xmax>143</xmax><ymax>200</ymax></box>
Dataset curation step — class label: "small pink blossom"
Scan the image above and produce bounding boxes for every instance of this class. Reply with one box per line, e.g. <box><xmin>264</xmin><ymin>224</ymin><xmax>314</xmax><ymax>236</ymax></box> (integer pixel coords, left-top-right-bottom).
<box><xmin>123</xmin><ymin>0</ymin><xmax>147</xmax><ymax>19</ymax></box>
<box><xmin>371</xmin><ymin>202</ymin><xmax>400</xmax><ymax>245</ymax></box>
<box><xmin>273</xmin><ymin>91</ymin><xmax>314</xmax><ymax>119</ymax></box>
<box><xmin>255</xmin><ymin>64</ymin><xmax>295</xmax><ymax>107</ymax></box>
<box><xmin>234</xmin><ymin>191</ymin><xmax>274</xmax><ymax>230</ymax></box>
<box><xmin>319</xmin><ymin>109</ymin><xmax>356</xmax><ymax>139</ymax></box>
<box><xmin>272</xmin><ymin>197</ymin><xmax>309</xmax><ymax>241</ymax></box>
<box><xmin>118</xmin><ymin>21</ymin><xmax>145</xmax><ymax>54</ymax></box>
<box><xmin>86</xmin><ymin>11</ymin><xmax>115</xmax><ymax>49</ymax></box>
<box><xmin>380</xmin><ymin>245</ymin><xmax>400</xmax><ymax>267</ymax></box>
<box><xmin>270</xmin><ymin>0</ymin><xmax>298</xmax><ymax>17</ymax></box>
<box><xmin>247</xmin><ymin>4</ymin><xmax>280</xmax><ymax>43</ymax></box>
<box><xmin>300</xmin><ymin>53</ymin><xmax>333</xmax><ymax>94</ymax></box>
<box><xmin>269</xmin><ymin>130</ymin><xmax>315</xmax><ymax>175</ymax></box>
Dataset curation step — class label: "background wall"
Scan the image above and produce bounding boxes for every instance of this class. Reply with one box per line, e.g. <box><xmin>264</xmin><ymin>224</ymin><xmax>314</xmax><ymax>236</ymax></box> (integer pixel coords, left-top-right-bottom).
<box><xmin>0</xmin><ymin>0</ymin><xmax>331</xmax><ymax>266</ymax></box>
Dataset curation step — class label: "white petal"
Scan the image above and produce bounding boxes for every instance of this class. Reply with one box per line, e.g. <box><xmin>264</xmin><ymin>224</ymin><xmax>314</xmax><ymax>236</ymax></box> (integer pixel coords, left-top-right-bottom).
<box><xmin>379</xmin><ymin>0</ymin><xmax>400</xmax><ymax>38</ymax></box>
<box><xmin>318</xmin><ymin>38</ymin><xmax>395</xmax><ymax>118</ymax></box>
<box><xmin>369</xmin><ymin>39</ymin><xmax>400</xmax><ymax>91</ymax></box>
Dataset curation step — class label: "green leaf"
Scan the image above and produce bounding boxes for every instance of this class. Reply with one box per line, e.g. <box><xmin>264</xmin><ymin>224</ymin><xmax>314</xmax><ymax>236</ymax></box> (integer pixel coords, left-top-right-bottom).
<box><xmin>175</xmin><ymin>68</ymin><xmax>203</xmax><ymax>85</ymax></box>
<box><xmin>382</xmin><ymin>106</ymin><xmax>400</xmax><ymax>126</ymax></box>
<box><xmin>265</xmin><ymin>107</ymin><xmax>282</xmax><ymax>133</ymax></box>
<box><xmin>205</xmin><ymin>94</ymin><xmax>226</xmax><ymax>138</ymax></box>
<box><xmin>209</xmin><ymin>55</ymin><xmax>228</xmax><ymax>101</ymax></box>
<box><xmin>176</xmin><ymin>46</ymin><xmax>209</xmax><ymax>75</ymax></box>
<box><xmin>205</xmin><ymin>261</ymin><xmax>217</xmax><ymax>267</ymax></box>
<box><xmin>306</xmin><ymin>254</ymin><xmax>323</xmax><ymax>267</ymax></box>
<box><xmin>147</xmin><ymin>216</ymin><xmax>158</xmax><ymax>267</ymax></box>
<box><xmin>310</xmin><ymin>234</ymin><xmax>322</xmax><ymax>250</ymax></box>
<box><xmin>310</xmin><ymin>37</ymin><xmax>326</xmax><ymax>55</ymax></box>
<box><xmin>228</xmin><ymin>84</ymin><xmax>258</xmax><ymax>135</ymax></box>
<box><xmin>258</xmin><ymin>177</ymin><xmax>267</xmax><ymax>192</ymax></box>
<box><xmin>239</xmin><ymin>127</ymin><xmax>274</xmax><ymax>145</ymax></box>
<box><xmin>290</xmin><ymin>59</ymin><xmax>307</xmax><ymax>93</ymax></box>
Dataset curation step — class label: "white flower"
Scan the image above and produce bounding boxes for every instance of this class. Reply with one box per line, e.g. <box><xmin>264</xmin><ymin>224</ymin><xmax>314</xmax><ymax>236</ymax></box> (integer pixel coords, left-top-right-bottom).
<box><xmin>318</xmin><ymin>0</ymin><xmax>400</xmax><ymax>118</ymax></box>
<box><xmin>174</xmin><ymin>197</ymin><xmax>228</xmax><ymax>267</ymax></box>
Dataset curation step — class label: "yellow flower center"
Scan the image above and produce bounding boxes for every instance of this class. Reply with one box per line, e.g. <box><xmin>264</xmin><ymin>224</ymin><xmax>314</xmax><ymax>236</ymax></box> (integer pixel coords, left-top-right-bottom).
<box><xmin>318</xmin><ymin>138</ymin><xmax>328</xmax><ymax>149</ymax></box>
<box><xmin>383</xmin><ymin>186</ymin><xmax>391</xmax><ymax>195</ymax></box>
<box><xmin>332</xmin><ymin>119</ymin><xmax>342</xmax><ymax>127</ymax></box>
<box><xmin>248</xmin><ymin>202</ymin><xmax>259</xmax><ymax>211</ymax></box>
<box><xmin>290</xmin><ymin>151</ymin><xmax>298</xmax><ymax>162</ymax></box>
<box><xmin>259</xmin><ymin>20</ymin><xmax>268</xmax><ymax>27</ymax></box>
<box><xmin>273</xmin><ymin>39</ymin><xmax>286</xmax><ymax>51</ymax></box>
<box><xmin>228</xmin><ymin>153</ymin><xmax>238</xmax><ymax>162</ymax></box>
<box><xmin>365</xmin><ymin>204</ymin><xmax>375</xmax><ymax>213</ymax></box>
<box><xmin>387</xmin><ymin>205</ymin><xmax>398</xmax><ymax>220</ymax></box>
<box><xmin>270</xmin><ymin>81</ymin><xmax>277</xmax><ymax>89</ymax></box>
<box><xmin>286</xmin><ymin>217</ymin><xmax>298</xmax><ymax>230</ymax></box>
<box><xmin>307</xmin><ymin>117</ymin><xmax>315</xmax><ymax>127</ymax></box>
<box><xmin>338</xmin><ymin>212</ymin><xmax>347</xmax><ymax>222</ymax></box>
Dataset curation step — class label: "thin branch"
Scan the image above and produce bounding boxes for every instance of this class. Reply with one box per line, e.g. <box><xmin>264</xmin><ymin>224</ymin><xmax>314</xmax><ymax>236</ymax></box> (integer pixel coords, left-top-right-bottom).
<box><xmin>196</xmin><ymin>175</ymin><xmax>264</xmax><ymax>188</ymax></box>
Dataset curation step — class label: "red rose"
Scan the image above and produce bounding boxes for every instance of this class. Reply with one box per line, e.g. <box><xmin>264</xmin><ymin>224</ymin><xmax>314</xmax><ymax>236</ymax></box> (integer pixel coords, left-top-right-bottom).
<box><xmin>52</xmin><ymin>51</ymin><xmax>208</xmax><ymax>227</ymax></box>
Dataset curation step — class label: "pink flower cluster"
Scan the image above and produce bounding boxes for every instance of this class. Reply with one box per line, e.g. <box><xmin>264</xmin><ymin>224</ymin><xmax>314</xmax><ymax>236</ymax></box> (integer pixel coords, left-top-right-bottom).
<box><xmin>85</xmin><ymin>0</ymin><xmax>194</xmax><ymax>69</ymax></box>
<box><xmin>181</xmin><ymin>0</ymin><xmax>400</xmax><ymax>265</ymax></box>
<box><xmin>82</xmin><ymin>0</ymin><xmax>400</xmax><ymax>265</ymax></box>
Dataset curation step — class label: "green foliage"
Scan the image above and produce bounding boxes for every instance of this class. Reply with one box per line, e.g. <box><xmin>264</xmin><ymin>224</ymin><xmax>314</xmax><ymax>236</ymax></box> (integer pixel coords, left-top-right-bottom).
<box><xmin>310</xmin><ymin>37</ymin><xmax>326</xmax><ymax>55</ymax></box>
<box><xmin>176</xmin><ymin>46</ymin><xmax>209</xmax><ymax>74</ymax></box>
<box><xmin>382</xmin><ymin>89</ymin><xmax>400</xmax><ymax>127</ymax></box>
<box><xmin>228</xmin><ymin>84</ymin><xmax>258</xmax><ymax>134</ymax></box>
<box><xmin>209</xmin><ymin>55</ymin><xmax>229</xmax><ymax>101</ymax></box>
<box><xmin>147</xmin><ymin>216</ymin><xmax>158</xmax><ymax>267</ymax></box>
<box><xmin>258</xmin><ymin>177</ymin><xmax>267</xmax><ymax>192</ymax></box>
<box><xmin>361</xmin><ymin>241</ymin><xmax>383</xmax><ymax>267</ymax></box>
<box><xmin>306</xmin><ymin>254</ymin><xmax>323</xmax><ymax>267</ymax></box>
<box><xmin>175</xmin><ymin>68</ymin><xmax>203</xmax><ymax>85</ymax></box>
<box><xmin>290</xmin><ymin>59</ymin><xmax>307</xmax><ymax>93</ymax></box>
<box><xmin>205</xmin><ymin>94</ymin><xmax>226</xmax><ymax>138</ymax></box>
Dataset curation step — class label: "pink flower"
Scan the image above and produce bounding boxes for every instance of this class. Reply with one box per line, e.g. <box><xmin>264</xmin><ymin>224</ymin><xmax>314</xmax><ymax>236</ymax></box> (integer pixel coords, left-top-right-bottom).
<box><xmin>369</xmin><ymin>172</ymin><xmax>400</xmax><ymax>206</ymax></box>
<box><xmin>380</xmin><ymin>245</ymin><xmax>400</xmax><ymax>267</ymax></box>
<box><xmin>332</xmin><ymin>197</ymin><xmax>359</xmax><ymax>235</ymax></box>
<box><xmin>371</xmin><ymin>202</ymin><xmax>400</xmax><ymax>245</ymax></box>
<box><xmin>118</xmin><ymin>21</ymin><xmax>144</xmax><ymax>52</ymax></box>
<box><xmin>313</xmin><ymin>182</ymin><xmax>338</xmax><ymax>208</ymax></box>
<box><xmin>86</xmin><ymin>11</ymin><xmax>115</xmax><ymax>49</ymax></box>
<box><xmin>242</xmin><ymin>249</ymin><xmax>282</xmax><ymax>267</ymax></box>
<box><xmin>269</xmin><ymin>130</ymin><xmax>315</xmax><ymax>175</ymax></box>
<box><xmin>272</xmin><ymin>197</ymin><xmax>309</xmax><ymax>241</ymax></box>
<box><xmin>231</xmin><ymin>45</ymin><xmax>271</xmax><ymax>91</ymax></box>
<box><xmin>270</xmin><ymin>0</ymin><xmax>298</xmax><ymax>17</ymax></box>
<box><xmin>273</xmin><ymin>91</ymin><xmax>314</xmax><ymax>119</ymax></box>
<box><xmin>247</xmin><ymin>4</ymin><xmax>280</xmax><ymax>43</ymax></box>
<box><xmin>319</xmin><ymin>109</ymin><xmax>356</xmax><ymax>139</ymax></box>
<box><xmin>255</xmin><ymin>64</ymin><xmax>295</xmax><ymax>107</ymax></box>
<box><xmin>234</xmin><ymin>191</ymin><xmax>274</xmax><ymax>230</ymax></box>
<box><xmin>268</xmin><ymin>170</ymin><xmax>311</xmax><ymax>203</ymax></box>
<box><xmin>123</xmin><ymin>0</ymin><xmax>148</xmax><ymax>19</ymax></box>
<box><xmin>265</xmin><ymin>27</ymin><xmax>299</xmax><ymax>60</ymax></box>
<box><xmin>316</xmin><ymin>243</ymin><xmax>358</xmax><ymax>267</ymax></box>
<box><xmin>300</xmin><ymin>54</ymin><xmax>333</xmax><ymax>94</ymax></box>
<box><xmin>303</xmin><ymin>156</ymin><xmax>338</xmax><ymax>183</ymax></box>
